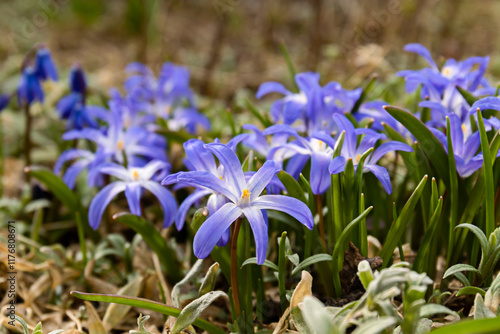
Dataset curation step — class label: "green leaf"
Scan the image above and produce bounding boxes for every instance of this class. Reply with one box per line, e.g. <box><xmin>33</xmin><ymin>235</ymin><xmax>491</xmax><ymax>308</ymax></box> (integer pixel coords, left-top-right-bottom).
<box><xmin>413</xmin><ymin>196</ymin><xmax>443</xmax><ymax>272</ymax></box>
<box><xmin>279</xmin><ymin>42</ymin><xmax>297</xmax><ymax>91</ymax></box>
<box><xmin>456</xmin><ymin>86</ymin><xmax>479</xmax><ymax>106</ymax></box>
<box><xmin>447</xmin><ymin>116</ymin><xmax>459</xmax><ymax>265</ymax></box>
<box><xmin>300</xmin><ymin>296</ymin><xmax>340</xmax><ymax>334</ymax></box>
<box><xmin>430</xmin><ymin>317</ymin><xmax>500</xmax><ymax>334</ymax></box>
<box><xmin>171</xmin><ymin>259</ymin><xmax>203</xmax><ymax>308</ymax></box>
<box><xmin>331</xmin><ymin>207</ymin><xmax>373</xmax><ymax>297</ymax></box>
<box><xmin>103</xmin><ymin>276</ymin><xmax>143</xmax><ymax>330</ymax></box>
<box><xmin>473</xmin><ymin>294</ymin><xmax>496</xmax><ymax>319</ymax></box>
<box><xmin>244</xmin><ymin>99</ymin><xmax>272</xmax><ymax>128</ymax></box>
<box><xmin>26</xmin><ymin>166</ymin><xmax>77</xmax><ymax>211</ymax></box>
<box><xmin>384</xmin><ymin>106</ymin><xmax>451</xmax><ymax>188</ymax></box>
<box><xmin>456</xmin><ymin>224</ymin><xmax>489</xmax><ymax>255</ymax></box>
<box><xmin>351</xmin><ymin>316</ymin><xmax>397</xmax><ymax>334</ymax></box>
<box><xmin>351</xmin><ymin>74</ymin><xmax>378</xmax><ymax>114</ymax></box>
<box><xmin>379</xmin><ymin>175</ymin><xmax>428</xmax><ymax>267</ymax></box>
<box><xmin>476</xmin><ymin>109</ymin><xmax>496</xmax><ymax>236</ymax></box>
<box><xmin>291</xmin><ymin>254</ymin><xmax>332</xmax><ymax>276</ymax></box>
<box><xmin>71</xmin><ymin>291</ymin><xmax>225</xmax><ymax>334</ymax></box>
<box><xmin>171</xmin><ymin>291</ymin><xmax>228</xmax><ymax>334</ymax></box>
<box><xmin>113</xmin><ymin>213</ymin><xmax>181</xmax><ymax>282</ymax></box>
<box><xmin>279</xmin><ymin>231</ymin><xmax>288</xmax><ymax>312</ymax></box>
<box><xmin>419</xmin><ymin>304</ymin><xmax>458</xmax><ymax>318</ymax></box>
<box><xmin>241</xmin><ymin>257</ymin><xmax>279</xmax><ymax>271</ymax></box>
<box><xmin>443</xmin><ymin>264</ymin><xmax>482</xmax><ymax>280</ymax></box>
<box><xmin>456</xmin><ymin>286</ymin><xmax>486</xmax><ymax>297</ymax></box>
<box><xmin>199</xmin><ymin>262</ymin><xmax>220</xmax><ymax>297</ymax></box>
<box><xmin>277</xmin><ymin>170</ymin><xmax>307</xmax><ymax>204</ymax></box>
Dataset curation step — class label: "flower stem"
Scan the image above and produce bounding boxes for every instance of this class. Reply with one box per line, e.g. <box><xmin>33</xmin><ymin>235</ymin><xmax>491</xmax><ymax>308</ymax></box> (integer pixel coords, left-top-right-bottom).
<box><xmin>24</xmin><ymin>102</ymin><xmax>32</xmax><ymax>182</ymax></box>
<box><xmin>231</xmin><ymin>217</ymin><xmax>242</xmax><ymax>317</ymax></box>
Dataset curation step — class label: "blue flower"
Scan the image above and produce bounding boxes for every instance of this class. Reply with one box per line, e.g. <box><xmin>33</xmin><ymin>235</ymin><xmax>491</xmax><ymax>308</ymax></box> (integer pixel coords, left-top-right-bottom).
<box><xmin>163</xmin><ymin>143</ymin><xmax>313</xmax><ymax>264</ymax></box>
<box><xmin>54</xmin><ymin>149</ymin><xmax>107</xmax><ymax>190</ymax></box>
<box><xmin>124</xmin><ymin>62</ymin><xmax>210</xmax><ymax>133</ymax></box>
<box><xmin>398</xmin><ymin>43</ymin><xmax>494</xmax><ymax>127</ymax></box>
<box><xmin>69</xmin><ymin>64</ymin><xmax>86</xmax><ymax>94</ymax></box>
<box><xmin>256</xmin><ymin>72</ymin><xmax>362</xmax><ymax>133</ymax></box>
<box><xmin>63</xmin><ymin>110</ymin><xmax>167</xmax><ymax>166</ymax></box>
<box><xmin>56</xmin><ymin>64</ymin><xmax>109</xmax><ymax>130</ymax></box>
<box><xmin>328</xmin><ymin>114</ymin><xmax>413</xmax><ymax>194</ymax></box>
<box><xmin>429</xmin><ymin>113</ymin><xmax>495</xmax><ymax>178</ymax></box>
<box><xmin>34</xmin><ymin>46</ymin><xmax>58</xmax><ymax>82</ymax></box>
<box><xmin>88</xmin><ymin>160</ymin><xmax>177</xmax><ymax>229</ymax></box>
<box><xmin>353</xmin><ymin>101</ymin><xmax>411</xmax><ymax>138</ymax></box>
<box><xmin>0</xmin><ymin>94</ymin><xmax>10</xmax><ymax>112</ymax></box>
<box><xmin>163</xmin><ymin>136</ymin><xmax>247</xmax><ymax>247</ymax></box>
<box><xmin>17</xmin><ymin>66</ymin><xmax>44</xmax><ymax>106</ymax></box>
<box><xmin>263</xmin><ymin>124</ymin><xmax>337</xmax><ymax>195</ymax></box>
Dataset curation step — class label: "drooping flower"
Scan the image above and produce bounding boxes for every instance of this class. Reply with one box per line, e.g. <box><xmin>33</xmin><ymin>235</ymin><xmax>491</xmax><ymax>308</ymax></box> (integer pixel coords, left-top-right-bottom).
<box><xmin>34</xmin><ymin>46</ymin><xmax>58</xmax><ymax>82</ymax></box>
<box><xmin>328</xmin><ymin>114</ymin><xmax>413</xmax><ymax>194</ymax></box>
<box><xmin>0</xmin><ymin>94</ymin><xmax>10</xmax><ymax>112</ymax></box>
<box><xmin>56</xmin><ymin>64</ymin><xmax>108</xmax><ymax>130</ymax></box>
<box><xmin>88</xmin><ymin>160</ymin><xmax>176</xmax><ymax>229</ymax></box>
<box><xmin>17</xmin><ymin>66</ymin><xmax>44</xmax><ymax>106</ymax></box>
<box><xmin>162</xmin><ymin>143</ymin><xmax>313</xmax><ymax>264</ymax></box>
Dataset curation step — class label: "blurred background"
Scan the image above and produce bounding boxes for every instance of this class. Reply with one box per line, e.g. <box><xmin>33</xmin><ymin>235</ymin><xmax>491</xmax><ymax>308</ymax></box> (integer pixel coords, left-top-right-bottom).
<box><xmin>1</xmin><ymin>0</ymin><xmax>500</xmax><ymax>102</ymax></box>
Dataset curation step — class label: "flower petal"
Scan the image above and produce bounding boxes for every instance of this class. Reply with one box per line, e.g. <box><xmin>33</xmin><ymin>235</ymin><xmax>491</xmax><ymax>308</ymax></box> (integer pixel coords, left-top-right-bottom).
<box><xmin>247</xmin><ymin>160</ymin><xmax>277</xmax><ymax>200</ymax></box>
<box><xmin>253</xmin><ymin>195</ymin><xmax>313</xmax><ymax>230</ymax></box>
<box><xmin>125</xmin><ymin>182</ymin><xmax>142</xmax><ymax>216</ymax></box>
<box><xmin>242</xmin><ymin>207</ymin><xmax>269</xmax><ymax>265</ymax></box>
<box><xmin>403</xmin><ymin>43</ymin><xmax>438</xmax><ymax>71</ymax></box>
<box><xmin>193</xmin><ymin>203</ymin><xmax>242</xmax><ymax>259</ymax></box>
<box><xmin>204</xmin><ymin>143</ymin><xmax>246</xmax><ymax>196</ymax></box>
<box><xmin>89</xmin><ymin>182</ymin><xmax>126</xmax><ymax>230</ymax></box>
<box><xmin>256</xmin><ymin>82</ymin><xmax>291</xmax><ymax>99</ymax></box>
<box><xmin>163</xmin><ymin>171</ymin><xmax>238</xmax><ymax>203</ymax></box>
<box><xmin>329</xmin><ymin>156</ymin><xmax>346</xmax><ymax>174</ymax></box>
<box><xmin>369</xmin><ymin>141</ymin><xmax>413</xmax><ymax>164</ymax></box>
<box><xmin>143</xmin><ymin>181</ymin><xmax>178</xmax><ymax>227</ymax></box>
<box><xmin>310</xmin><ymin>151</ymin><xmax>332</xmax><ymax>195</ymax></box>
<box><xmin>364</xmin><ymin>164</ymin><xmax>392</xmax><ymax>194</ymax></box>
<box><xmin>176</xmin><ymin>189</ymin><xmax>211</xmax><ymax>230</ymax></box>
<box><xmin>184</xmin><ymin>139</ymin><xmax>217</xmax><ymax>173</ymax></box>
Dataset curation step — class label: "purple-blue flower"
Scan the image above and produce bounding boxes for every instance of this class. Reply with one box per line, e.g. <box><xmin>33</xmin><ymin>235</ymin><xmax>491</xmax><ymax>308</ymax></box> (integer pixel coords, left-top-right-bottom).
<box><xmin>124</xmin><ymin>62</ymin><xmax>210</xmax><ymax>133</ymax></box>
<box><xmin>163</xmin><ymin>143</ymin><xmax>313</xmax><ymax>264</ymax></box>
<box><xmin>0</xmin><ymin>94</ymin><xmax>10</xmax><ymax>112</ymax></box>
<box><xmin>256</xmin><ymin>72</ymin><xmax>361</xmax><ymax>133</ymax></box>
<box><xmin>89</xmin><ymin>160</ymin><xmax>176</xmax><ymax>229</ymax></box>
<box><xmin>17</xmin><ymin>66</ymin><xmax>44</xmax><ymax>106</ymax></box>
<box><xmin>263</xmin><ymin>124</ymin><xmax>337</xmax><ymax>195</ymax></box>
<box><xmin>328</xmin><ymin>114</ymin><xmax>413</xmax><ymax>194</ymax></box>
<box><xmin>398</xmin><ymin>43</ymin><xmax>494</xmax><ymax>127</ymax></box>
<box><xmin>34</xmin><ymin>46</ymin><xmax>58</xmax><ymax>82</ymax></box>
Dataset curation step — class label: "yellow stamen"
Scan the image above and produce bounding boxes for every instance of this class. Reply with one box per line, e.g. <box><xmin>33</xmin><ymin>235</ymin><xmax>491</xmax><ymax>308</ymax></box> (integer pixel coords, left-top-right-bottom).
<box><xmin>117</xmin><ymin>140</ymin><xmax>124</xmax><ymax>150</ymax></box>
<box><xmin>219</xmin><ymin>176</ymin><xmax>224</xmax><ymax>180</ymax></box>
<box><xmin>318</xmin><ymin>140</ymin><xmax>324</xmax><ymax>149</ymax></box>
<box><xmin>355</xmin><ymin>154</ymin><xmax>361</xmax><ymax>163</ymax></box>
<box><xmin>462</xmin><ymin>124</ymin><xmax>467</xmax><ymax>133</ymax></box>
<box><xmin>132</xmin><ymin>169</ymin><xmax>139</xmax><ymax>181</ymax></box>
<box><xmin>241</xmin><ymin>188</ymin><xmax>251</xmax><ymax>199</ymax></box>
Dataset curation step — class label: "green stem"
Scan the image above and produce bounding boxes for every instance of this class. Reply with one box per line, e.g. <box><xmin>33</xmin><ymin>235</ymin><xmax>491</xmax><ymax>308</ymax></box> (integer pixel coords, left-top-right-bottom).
<box><xmin>231</xmin><ymin>217</ymin><xmax>242</xmax><ymax>317</ymax></box>
<box><xmin>24</xmin><ymin>102</ymin><xmax>32</xmax><ymax>182</ymax></box>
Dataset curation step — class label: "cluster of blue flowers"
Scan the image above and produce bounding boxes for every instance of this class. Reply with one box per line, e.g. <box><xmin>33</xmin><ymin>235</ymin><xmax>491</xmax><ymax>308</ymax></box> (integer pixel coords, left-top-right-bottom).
<box><xmin>8</xmin><ymin>43</ymin><xmax>499</xmax><ymax>266</ymax></box>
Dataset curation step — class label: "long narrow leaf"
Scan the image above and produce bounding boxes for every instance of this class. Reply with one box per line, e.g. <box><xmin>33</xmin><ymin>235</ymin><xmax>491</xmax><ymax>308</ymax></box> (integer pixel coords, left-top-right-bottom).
<box><xmin>70</xmin><ymin>291</ymin><xmax>225</xmax><ymax>334</ymax></box>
